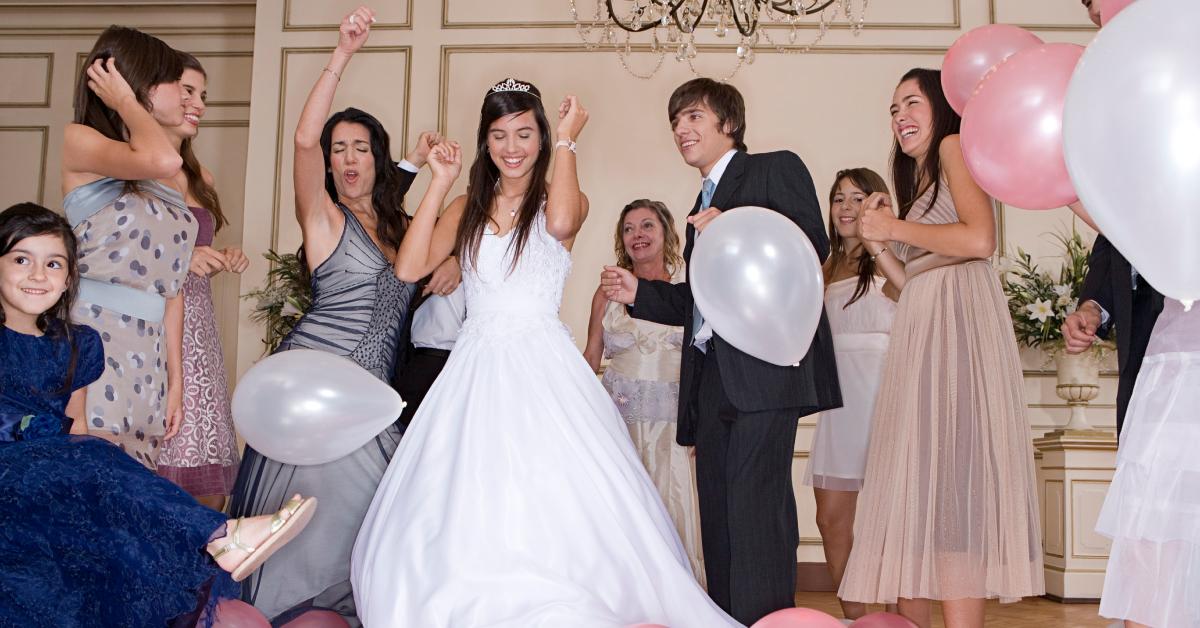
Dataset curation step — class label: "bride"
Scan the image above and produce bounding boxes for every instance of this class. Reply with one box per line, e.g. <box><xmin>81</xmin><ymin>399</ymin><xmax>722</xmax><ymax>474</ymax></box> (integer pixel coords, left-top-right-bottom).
<box><xmin>350</xmin><ymin>78</ymin><xmax>741</xmax><ymax>627</ymax></box>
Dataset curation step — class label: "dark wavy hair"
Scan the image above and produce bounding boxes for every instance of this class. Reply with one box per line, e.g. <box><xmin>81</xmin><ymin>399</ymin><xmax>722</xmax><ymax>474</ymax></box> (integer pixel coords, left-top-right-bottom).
<box><xmin>613</xmin><ymin>199</ymin><xmax>683</xmax><ymax>277</ymax></box>
<box><xmin>455</xmin><ymin>78</ymin><xmax>552</xmax><ymax>271</ymax></box>
<box><xmin>0</xmin><ymin>203</ymin><xmax>82</xmax><ymax>391</ymax></box>
<box><xmin>175</xmin><ymin>51</ymin><xmax>227</xmax><ymax>231</ymax></box>
<box><xmin>891</xmin><ymin>68</ymin><xmax>960</xmax><ymax>220</ymax></box>
<box><xmin>74</xmin><ymin>25</ymin><xmax>182</xmax><ymax>143</ymax></box>
<box><xmin>319</xmin><ymin>107</ymin><xmax>409</xmax><ymax>251</ymax></box>
<box><xmin>824</xmin><ymin>168</ymin><xmax>891</xmax><ymax>307</ymax></box>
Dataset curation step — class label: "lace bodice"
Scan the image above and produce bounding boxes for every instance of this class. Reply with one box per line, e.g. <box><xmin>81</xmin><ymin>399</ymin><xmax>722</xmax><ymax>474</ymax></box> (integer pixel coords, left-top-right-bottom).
<box><xmin>459</xmin><ymin>210</ymin><xmax>571</xmax><ymax>341</ymax></box>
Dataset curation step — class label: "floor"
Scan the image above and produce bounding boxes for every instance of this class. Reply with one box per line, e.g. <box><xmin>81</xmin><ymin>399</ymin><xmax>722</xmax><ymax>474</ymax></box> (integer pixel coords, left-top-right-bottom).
<box><xmin>794</xmin><ymin>592</ymin><xmax>1112</xmax><ymax>627</ymax></box>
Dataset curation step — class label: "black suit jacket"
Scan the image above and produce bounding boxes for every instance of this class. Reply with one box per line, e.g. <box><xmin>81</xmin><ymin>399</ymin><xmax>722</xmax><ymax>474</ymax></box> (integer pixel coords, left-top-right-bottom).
<box><xmin>1079</xmin><ymin>234</ymin><xmax>1163</xmax><ymax>433</ymax></box>
<box><xmin>631</xmin><ymin>150</ymin><xmax>842</xmax><ymax>445</ymax></box>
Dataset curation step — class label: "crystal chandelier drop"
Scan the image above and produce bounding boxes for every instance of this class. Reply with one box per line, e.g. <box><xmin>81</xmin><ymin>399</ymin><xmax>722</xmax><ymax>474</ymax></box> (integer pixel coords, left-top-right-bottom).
<box><xmin>570</xmin><ymin>0</ymin><xmax>870</xmax><ymax>80</ymax></box>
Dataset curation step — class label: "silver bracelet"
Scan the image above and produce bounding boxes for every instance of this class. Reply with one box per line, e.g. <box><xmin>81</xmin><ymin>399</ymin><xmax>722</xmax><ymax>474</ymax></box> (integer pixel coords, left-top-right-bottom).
<box><xmin>322</xmin><ymin>67</ymin><xmax>341</xmax><ymax>81</ymax></box>
<box><xmin>554</xmin><ymin>138</ymin><xmax>577</xmax><ymax>153</ymax></box>
<box><xmin>870</xmin><ymin>247</ymin><xmax>891</xmax><ymax>262</ymax></box>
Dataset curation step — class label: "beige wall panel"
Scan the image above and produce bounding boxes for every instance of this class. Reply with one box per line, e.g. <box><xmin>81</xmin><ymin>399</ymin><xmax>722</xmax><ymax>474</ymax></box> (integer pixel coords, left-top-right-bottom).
<box><xmin>283</xmin><ymin>0</ymin><xmax>411</xmax><ymax>30</ymax></box>
<box><xmin>1070</xmin><ymin>479</ymin><xmax>1113</xmax><ymax>558</ymax></box>
<box><xmin>191</xmin><ymin>51</ymin><xmax>254</xmax><ymax>106</ymax></box>
<box><xmin>439</xmin><ymin>45</ymin><xmax>943</xmax><ymax>346</ymax></box>
<box><xmin>1044</xmin><ymin>479</ymin><xmax>1065</xmax><ymax>557</ymax></box>
<box><xmin>990</xmin><ymin>0</ymin><xmax>1098</xmax><ymax>29</ymax></box>
<box><xmin>0</xmin><ymin>4</ymin><xmax>256</xmax><ymax>36</ymax></box>
<box><xmin>0</xmin><ymin>53</ymin><xmax>52</xmax><ymax>107</ymax></box>
<box><xmin>443</xmin><ymin>0</ymin><xmax>959</xmax><ymax>29</ymax></box>
<box><xmin>270</xmin><ymin>46</ymin><xmax>410</xmax><ymax>253</ymax></box>
<box><xmin>0</xmin><ymin>127</ymin><xmax>48</xmax><ymax>206</ymax></box>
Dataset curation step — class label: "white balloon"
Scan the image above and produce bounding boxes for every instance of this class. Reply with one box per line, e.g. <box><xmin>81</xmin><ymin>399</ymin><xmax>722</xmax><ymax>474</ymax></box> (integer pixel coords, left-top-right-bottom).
<box><xmin>1063</xmin><ymin>0</ymin><xmax>1200</xmax><ymax>303</ymax></box>
<box><xmin>690</xmin><ymin>206</ymin><xmax>824</xmax><ymax>366</ymax></box>
<box><xmin>231</xmin><ymin>350</ymin><xmax>405</xmax><ymax>466</ymax></box>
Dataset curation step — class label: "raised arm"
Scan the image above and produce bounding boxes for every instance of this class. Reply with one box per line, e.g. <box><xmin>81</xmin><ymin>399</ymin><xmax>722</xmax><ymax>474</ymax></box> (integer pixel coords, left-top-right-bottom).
<box><xmin>859</xmin><ymin>193</ymin><xmax>909</xmax><ymax>292</ymax></box>
<box><xmin>394</xmin><ymin>141</ymin><xmax>463</xmax><ymax>283</ymax></box>
<box><xmin>293</xmin><ymin>6</ymin><xmax>375</xmax><ymax>263</ymax></box>
<box><xmin>62</xmin><ymin>58</ymin><xmax>182</xmax><ymax>192</ymax></box>
<box><xmin>545</xmin><ymin>95</ymin><xmax>590</xmax><ymax>245</ymax></box>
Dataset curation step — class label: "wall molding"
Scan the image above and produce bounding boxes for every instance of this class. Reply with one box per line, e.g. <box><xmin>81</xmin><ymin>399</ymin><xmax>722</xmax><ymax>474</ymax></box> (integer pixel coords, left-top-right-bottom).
<box><xmin>987</xmin><ymin>0</ymin><xmax>1098</xmax><ymax>31</ymax></box>
<box><xmin>0</xmin><ymin>53</ymin><xmax>53</xmax><ymax>108</ymax></box>
<box><xmin>282</xmin><ymin>0</ymin><xmax>413</xmax><ymax>31</ymax></box>
<box><xmin>441</xmin><ymin>0</ymin><xmax>961</xmax><ymax>30</ymax></box>
<box><xmin>0</xmin><ymin>126</ymin><xmax>49</xmax><ymax>204</ymax></box>
<box><xmin>270</xmin><ymin>45</ymin><xmax>412</xmax><ymax>249</ymax></box>
<box><xmin>191</xmin><ymin>51</ymin><xmax>254</xmax><ymax>107</ymax></box>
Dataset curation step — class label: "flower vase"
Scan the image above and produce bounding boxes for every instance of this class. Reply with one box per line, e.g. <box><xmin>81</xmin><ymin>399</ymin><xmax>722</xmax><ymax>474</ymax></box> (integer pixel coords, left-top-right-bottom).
<box><xmin>1053</xmin><ymin>349</ymin><xmax>1101</xmax><ymax>431</ymax></box>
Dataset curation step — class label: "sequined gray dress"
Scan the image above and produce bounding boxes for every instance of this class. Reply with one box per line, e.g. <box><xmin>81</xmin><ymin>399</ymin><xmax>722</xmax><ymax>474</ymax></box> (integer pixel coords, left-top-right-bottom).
<box><xmin>229</xmin><ymin>204</ymin><xmax>416</xmax><ymax>625</ymax></box>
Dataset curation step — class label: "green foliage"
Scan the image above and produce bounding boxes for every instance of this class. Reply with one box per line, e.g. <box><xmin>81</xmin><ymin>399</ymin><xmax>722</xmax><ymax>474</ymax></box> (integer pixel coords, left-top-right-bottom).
<box><xmin>242</xmin><ymin>249</ymin><xmax>311</xmax><ymax>354</ymax></box>
<box><xmin>1000</xmin><ymin>230</ymin><xmax>1095</xmax><ymax>351</ymax></box>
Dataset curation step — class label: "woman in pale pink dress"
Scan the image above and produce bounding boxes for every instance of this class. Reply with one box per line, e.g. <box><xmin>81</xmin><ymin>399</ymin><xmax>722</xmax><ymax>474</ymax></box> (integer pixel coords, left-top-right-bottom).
<box><xmin>155</xmin><ymin>52</ymin><xmax>247</xmax><ymax>510</ymax></box>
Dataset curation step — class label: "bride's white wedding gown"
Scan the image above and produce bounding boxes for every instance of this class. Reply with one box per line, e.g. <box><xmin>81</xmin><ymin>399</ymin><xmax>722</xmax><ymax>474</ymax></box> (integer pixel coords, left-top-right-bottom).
<box><xmin>351</xmin><ymin>211</ymin><xmax>740</xmax><ymax>627</ymax></box>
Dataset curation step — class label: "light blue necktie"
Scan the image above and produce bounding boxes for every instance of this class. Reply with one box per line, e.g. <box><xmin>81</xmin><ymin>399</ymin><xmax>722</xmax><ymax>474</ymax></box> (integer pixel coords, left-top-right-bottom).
<box><xmin>692</xmin><ymin>178</ymin><xmax>717</xmax><ymax>350</ymax></box>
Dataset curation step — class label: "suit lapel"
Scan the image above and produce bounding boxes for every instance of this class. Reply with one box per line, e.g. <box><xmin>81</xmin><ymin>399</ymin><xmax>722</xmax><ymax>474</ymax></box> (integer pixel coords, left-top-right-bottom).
<box><xmin>708</xmin><ymin>151</ymin><xmax>746</xmax><ymax>213</ymax></box>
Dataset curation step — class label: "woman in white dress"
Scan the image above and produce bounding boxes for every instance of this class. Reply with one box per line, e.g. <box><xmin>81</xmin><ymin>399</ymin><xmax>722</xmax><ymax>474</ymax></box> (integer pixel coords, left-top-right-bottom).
<box><xmin>351</xmin><ymin>79</ymin><xmax>739</xmax><ymax>628</ymax></box>
<box><xmin>583</xmin><ymin>199</ymin><xmax>705</xmax><ymax>585</ymax></box>
<box><xmin>1096</xmin><ymin>297</ymin><xmax>1200</xmax><ymax>628</ymax></box>
<box><xmin>803</xmin><ymin>168</ymin><xmax>898</xmax><ymax>621</ymax></box>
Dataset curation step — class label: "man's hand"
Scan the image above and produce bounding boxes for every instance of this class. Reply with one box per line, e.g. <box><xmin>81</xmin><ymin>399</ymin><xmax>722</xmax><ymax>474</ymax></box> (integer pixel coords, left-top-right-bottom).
<box><xmin>600</xmin><ymin>266</ymin><xmax>637</xmax><ymax>305</ymax></box>
<box><xmin>1062</xmin><ymin>300</ymin><xmax>1103</xmax><ymax>354</ymax></box>
<box><xmin>688</xmin><ymin>207</ymin><xmax>722</xmax><ymax>234</ymax></box>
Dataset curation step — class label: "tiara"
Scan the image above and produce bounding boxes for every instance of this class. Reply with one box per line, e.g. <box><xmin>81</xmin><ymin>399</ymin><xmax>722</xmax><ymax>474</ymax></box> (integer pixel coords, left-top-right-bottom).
<box><xmin>490</xmin><ymin>78</ymin><xmax>531</xmax><ymax>94</ymax></box>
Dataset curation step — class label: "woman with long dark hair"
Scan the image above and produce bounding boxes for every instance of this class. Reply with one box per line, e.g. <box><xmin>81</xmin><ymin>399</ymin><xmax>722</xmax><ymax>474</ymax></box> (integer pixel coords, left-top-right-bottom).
<box><xmin>61</xmin><ymin>25</ymin><xmax>196</xmax><ymax>470</ymax></box>
<box><xmin>227</xmin><ymin>8</ymin><xmax>434</xmax><ymax>624</ymax></box>
<box><xmin>803</xmin><ymin>167</ymin><xmax>898</xmax><ymax>622</ymax></box>
<box><xmin>350</xmin><ymin>76</ymin><xmax>739</xmax><ymax>627</ymax></box>
<box><xmin>838</xmin><ymin>68</ymin><xmax>1043</xmax><ymax>628</ymax></box>
<box><xmin>154</xmin><ymin>52</ymin><xmax>245</xmax><ymax>511</ymax></box>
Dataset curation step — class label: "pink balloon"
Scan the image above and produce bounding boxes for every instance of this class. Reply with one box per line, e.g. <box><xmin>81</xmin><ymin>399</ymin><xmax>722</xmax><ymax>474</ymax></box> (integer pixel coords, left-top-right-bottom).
<box><xmin>850</xmin><ymin>612</ymin><xmax>919</xmax><ymax>628</ymax></box>
<box><xmin>1098</xmin><ymin>0</ymin><xmax>1135</xmax><ymax>25</ymax></box>
<box><xmin>941</xmin><ymin>24</ymin><xmax>1043</xmax><ymax>114</ymax></box>
<box><xmin>960</xmin><ymin>42</ymin><xmax>1084</xmax><ymax>210</ymax></box>
<box><xmin>280</xmin><ymin>610</ymin><xmax>353</xmax><ymax>628</ymax></box>
<box><xmin>752</xmin><ymin>607</ymin><xmax>845</xmax><ymax>628</ymax></box>
<box><xmin>211</xmin><ymin>600</ymin><xmax>271</xmax><ymax>628</ymax></box>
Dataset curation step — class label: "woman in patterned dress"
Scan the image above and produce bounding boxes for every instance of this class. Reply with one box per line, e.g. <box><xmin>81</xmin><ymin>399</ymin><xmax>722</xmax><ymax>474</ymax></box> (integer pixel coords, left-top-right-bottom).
<box><xmin>583</xmin><ymin>199</ymin><xmax>705</xmax><ymax>585</ymax></box>
<box><xmin>61</xmin><ymin>26</ymin><xmax>196</xmax><ymax>470</ymax></box>
<box><xmin>154</xmin><ymin>52</ymin><xmax>246</xmax><ymax>510</ymax></box>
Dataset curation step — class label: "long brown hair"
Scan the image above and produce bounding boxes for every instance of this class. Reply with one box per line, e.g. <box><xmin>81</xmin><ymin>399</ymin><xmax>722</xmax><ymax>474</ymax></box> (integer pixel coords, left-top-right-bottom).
<box><xmin>890</xmin><ymin>68</ymin><xmax>960</xmax><ymax>220</ymax></box>
<box><xmin>74</xmin><ymin>26</ymin><xmax>182</xmax><ymax>144</ymax></box>
<box><xmin>825</xmin><ymin>168</ymin><xmax>891</xmax><ymax>307</ymax></box>
<box><xmin>455</xmin><ymin>78</ymin><xmax>552</xmax><ymax>271</ymax></box>
<box><xmin>613</xmin><ymin>199</ymin><xmax>683</xmax><ymax>277</ymax></box>
<box><xmin>175</xmin><ymin>52</ymin><xmax>227</xmax><ymax>231</ymax></box>
<box><xmin>0</xmin><ymin>203</ymin><xmax>82</xmax><ymax>392</ymax></box>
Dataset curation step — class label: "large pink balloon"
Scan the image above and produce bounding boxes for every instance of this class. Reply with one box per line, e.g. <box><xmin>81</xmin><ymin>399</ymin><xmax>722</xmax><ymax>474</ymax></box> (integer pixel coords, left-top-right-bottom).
<box><xmin>941</xmin><ymin>24</ymin><xmax>1043</xmax><ymax>114</ymax></box>
<box><xmin>752</xmin><ymin>607</ymin><xmax>845</xmax><ymax>628</ymax></box>
<box><xmin>1098</xmin><ymin>0</ymin><xmax>1135</xmax><ymax>25</ymax></box>
<box><xmin>211</xmin><ymin>600</ymin><xmax>271</xmax><ymax>628</ymax></box>
<box><xmin>960</xmin><ymin>42</ymin><xmax>1084</xmax><ymax>210</ymax></box>
<box><xmin>850</xmin><ymin>612</ymin><xmax>919</xmax><ymax>628</ymax></box>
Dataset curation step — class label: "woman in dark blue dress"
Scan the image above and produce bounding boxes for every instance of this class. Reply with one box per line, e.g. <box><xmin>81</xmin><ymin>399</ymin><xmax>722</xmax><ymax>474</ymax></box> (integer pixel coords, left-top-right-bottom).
<box><xmin>0</xmin><ymin>203</ymin><xmax>316</xmax><ymax>627</ymax></box>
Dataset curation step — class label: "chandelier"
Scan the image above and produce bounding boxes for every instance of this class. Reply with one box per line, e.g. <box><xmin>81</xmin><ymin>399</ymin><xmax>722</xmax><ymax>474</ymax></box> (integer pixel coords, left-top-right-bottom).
<box><xmin>570</xmin><ymin>0</ymin><xmax>870</xmax><ymax>80</ymax></box>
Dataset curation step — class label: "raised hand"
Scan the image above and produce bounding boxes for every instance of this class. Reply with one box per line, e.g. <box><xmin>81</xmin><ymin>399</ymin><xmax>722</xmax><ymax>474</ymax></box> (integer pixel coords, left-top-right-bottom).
<box><xmin>428</xmin><ymin>140</ymin><xmax>462</xmax><ymax>183</ymax></box>
<box><xmin>688</xmin><ymin>207</ymin><xmax>722</xmax><ymax>234</ymax></box>
<box><xmin>336</xmin><ymin>6</ymin><xmax>376</xmax><ymax>56</ymax></box>
<box><xmin>405</xmin><ymin>130</ymin><xmax>443</xmax><ymax>169</ymax></box>
<box><xmin>86</xmin><ymin>57</ymin><xmax>138</xmax><ymax>111</ymax></box>
<box><xmin>556</xmin><ymin>94</ymin><xmax>589</xmax><ymax>142</ymax></box>
<box><xmin>600</xmin><ymin>265</ymin><xmax>638</xmax><ymax>305</ymax></box>
<box><xmin>222</xmin><ymin>246</ymin><xmax>250</xmax><ymax>274</ymax></box>
<box><xmin>858</xmin><ymin>192</ymin><xmax>897</xmax><ymax>243</ymax></box>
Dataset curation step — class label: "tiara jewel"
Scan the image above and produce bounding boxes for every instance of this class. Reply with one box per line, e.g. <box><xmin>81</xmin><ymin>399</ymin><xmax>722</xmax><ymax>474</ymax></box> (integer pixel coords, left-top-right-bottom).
<box><xmin>490</xmin><ymin>78</ymin><xmax>531</xmax><ymax>94</ymax></box>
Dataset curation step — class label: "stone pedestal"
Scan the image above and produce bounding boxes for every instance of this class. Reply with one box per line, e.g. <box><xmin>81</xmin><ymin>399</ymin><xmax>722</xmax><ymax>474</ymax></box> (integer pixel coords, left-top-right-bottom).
<box><xmin>1033</xmin><ymin>429</ymin><xmax>1117</xmax><ymax>601</ymax></box>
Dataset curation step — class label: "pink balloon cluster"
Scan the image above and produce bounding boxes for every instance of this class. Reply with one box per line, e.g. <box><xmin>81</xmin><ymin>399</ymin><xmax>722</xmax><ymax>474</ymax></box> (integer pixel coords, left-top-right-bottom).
<box><xmin>942</xmin><ymin>24</ymin><xmax>1084</xmax><ymax>210</ymax></box>
<box><xmin>751</xmin><ymin>607</ymin><xmax>845</xmax><ymax>627</ymax></box>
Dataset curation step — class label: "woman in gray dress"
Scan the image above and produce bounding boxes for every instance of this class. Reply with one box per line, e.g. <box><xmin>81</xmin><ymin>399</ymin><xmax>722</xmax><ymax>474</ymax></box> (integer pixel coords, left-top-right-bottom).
<box><xmin>227</xmin><ymin>7</ymin><xmax>450</xmax><ymax>624</ymax></box>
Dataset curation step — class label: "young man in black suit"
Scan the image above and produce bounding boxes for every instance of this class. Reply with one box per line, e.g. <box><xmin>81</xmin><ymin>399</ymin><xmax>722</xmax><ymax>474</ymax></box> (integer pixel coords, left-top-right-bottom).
<box><xmin>602</xmin><ymin>78</ymin><xmax>841</xmax><ymax>624</ymax></box>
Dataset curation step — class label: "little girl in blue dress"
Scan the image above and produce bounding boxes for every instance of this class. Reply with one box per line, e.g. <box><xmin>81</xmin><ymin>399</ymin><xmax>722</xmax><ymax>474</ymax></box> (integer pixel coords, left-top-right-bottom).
<box><xmin>0</xmin><ymin>203</ymin><xmax>316</xmax><ymax>627</ymax></box>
